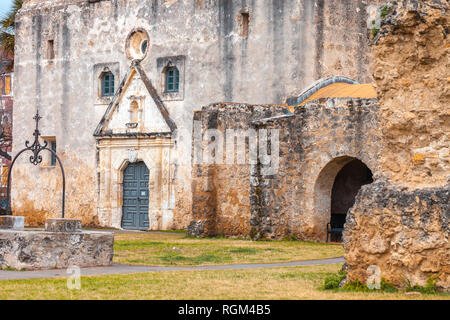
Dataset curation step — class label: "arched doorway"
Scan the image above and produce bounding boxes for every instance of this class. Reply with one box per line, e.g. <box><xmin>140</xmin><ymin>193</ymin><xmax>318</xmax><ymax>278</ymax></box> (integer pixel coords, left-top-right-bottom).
<box><xmin>329</xmin><ymin>159</ymin><xmax>373</xmax><ymax>242</ymax></box>
<box><xmin>314</xmin><ymin>156</ymin><xmax>373</xmax><ymax>242</ymax></box>
<box><xmin>121</xmin><ymin>161</ymin><xmax>150</xmax><ymax>230</ymax></box>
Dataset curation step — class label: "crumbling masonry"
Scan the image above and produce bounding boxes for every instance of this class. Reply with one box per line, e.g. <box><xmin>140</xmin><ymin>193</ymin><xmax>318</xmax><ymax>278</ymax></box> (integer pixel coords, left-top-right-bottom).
<box><xmin>10</xmin><ymin>0</ymin><xmax>449</xmax><ymax>290</ymax></box>
<box><xmin>190</xmin><ymin>1</ymin><xmax>449</xmax><ymax>290</ymax></box>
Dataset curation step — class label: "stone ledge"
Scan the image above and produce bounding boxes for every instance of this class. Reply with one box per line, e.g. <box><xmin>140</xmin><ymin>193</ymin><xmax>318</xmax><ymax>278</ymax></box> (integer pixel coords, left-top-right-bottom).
<box><xmin>0</xmin><ymin>216</ymin><xmax>25</xmax><ymax>230</ymax></box>
<box><xmin>45</xmin><ymin>218</ymin><xmax>82</xmax><ymax>233</ymax></box>
<box><xmin>0</xmin><ymin>229</ymin><xmax>114</xmax><ymax>270</ymax></box>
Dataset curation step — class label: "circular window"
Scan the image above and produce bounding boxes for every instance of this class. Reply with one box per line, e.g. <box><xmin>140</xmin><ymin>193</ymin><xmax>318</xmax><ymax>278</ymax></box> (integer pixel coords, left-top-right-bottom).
<box><xmin>125</xmin><ymin>29</ymin><xmax>149</xmax><ymax>61</ymax></box>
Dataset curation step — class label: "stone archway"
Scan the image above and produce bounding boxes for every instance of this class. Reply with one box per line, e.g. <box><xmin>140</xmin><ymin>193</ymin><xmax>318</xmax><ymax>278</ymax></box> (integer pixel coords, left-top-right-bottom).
<box><xmin>314</xmin><ymin>156</ymin><xmax>373</xmax><ymax>242</ymax></box>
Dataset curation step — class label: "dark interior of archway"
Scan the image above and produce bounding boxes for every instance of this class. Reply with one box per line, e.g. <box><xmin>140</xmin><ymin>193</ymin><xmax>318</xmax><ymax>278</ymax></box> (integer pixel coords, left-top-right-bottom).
<box><xmin>329</xmin><ymin>159</ymin><xmax>373</xmax><ymax>242</ymax></box>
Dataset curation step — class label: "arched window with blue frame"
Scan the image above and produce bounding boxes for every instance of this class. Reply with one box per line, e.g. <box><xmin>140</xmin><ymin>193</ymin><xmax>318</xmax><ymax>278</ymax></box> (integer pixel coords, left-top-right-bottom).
<box><xmin>101</xmin><ymin>72</ymin><xmax>115</xmax><ymax>97</ymax></box>
<box><xmin>165</xmin><ymin>66</ymin><xmax>179</xmax><ymax>93</ymax></box>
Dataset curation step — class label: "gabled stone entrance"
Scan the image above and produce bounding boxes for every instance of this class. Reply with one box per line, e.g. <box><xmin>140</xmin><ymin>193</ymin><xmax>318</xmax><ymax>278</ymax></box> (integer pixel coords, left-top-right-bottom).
<box><xmin>94</xmin><ymin>63</ymin><xmax>177</xmax><ymax>231</ymax></box>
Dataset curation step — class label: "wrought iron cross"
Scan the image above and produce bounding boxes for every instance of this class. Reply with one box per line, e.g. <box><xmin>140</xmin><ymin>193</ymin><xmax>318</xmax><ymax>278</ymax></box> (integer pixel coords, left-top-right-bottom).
<box><xmin>26</xmin><ymin>112</ymin><xmax>48</xmax><ymax>166</ymax></box>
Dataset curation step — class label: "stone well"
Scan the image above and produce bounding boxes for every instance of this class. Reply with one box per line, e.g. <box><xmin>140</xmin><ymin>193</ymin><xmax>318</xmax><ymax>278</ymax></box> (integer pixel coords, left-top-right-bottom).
<box><xmin>0</xmin><ymin>218</ymin><xmax>114</xmax><ymax>270</ymax></box>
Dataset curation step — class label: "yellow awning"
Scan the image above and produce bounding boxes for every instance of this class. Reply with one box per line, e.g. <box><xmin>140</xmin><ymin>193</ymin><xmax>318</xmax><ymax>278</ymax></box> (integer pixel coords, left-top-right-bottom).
<box><xmin>295</xmin><ymin>83</ymin><xmax>377</xmax><ymax>108</ymax></box>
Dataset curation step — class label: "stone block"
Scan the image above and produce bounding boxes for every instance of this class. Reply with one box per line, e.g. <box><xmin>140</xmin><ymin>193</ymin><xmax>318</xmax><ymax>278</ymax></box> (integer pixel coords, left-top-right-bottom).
<box><xmin>344</xmin><ymin>180</ymin><xmax>450</xmax><ymax>292</ymax></box>
<box><xmin>187</xmin><ymin>220</ymin><xmax>205</xmax><ymax>237</ymax></box>
<box><xmin>0</xmin><ymin>229</ymin><xmax>114</xmax><ymax>270</ymax></box>
<box><xmin>45</xmin><ymin>218</ymin><xmax>82</xmax><ymax>233</ymax></box>
<box><xmin>0</xmin><ymin>216</ymin><xmax>25</xmax><ymax>230</ymax></box>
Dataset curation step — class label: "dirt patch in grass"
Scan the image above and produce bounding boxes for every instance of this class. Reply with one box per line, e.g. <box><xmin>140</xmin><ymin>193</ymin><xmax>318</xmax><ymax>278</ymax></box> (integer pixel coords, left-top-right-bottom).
<box><xmin>113</xmin><ymin>233</ymin><xmax>344</xmax><ymax>266</ymax></box>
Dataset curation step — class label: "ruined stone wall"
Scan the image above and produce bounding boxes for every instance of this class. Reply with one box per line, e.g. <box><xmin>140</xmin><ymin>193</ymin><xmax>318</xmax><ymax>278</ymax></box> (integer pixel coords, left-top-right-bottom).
<box><xmin>372</xmin><ymin>0</ymin><xmax>449</xmax><ymax>188</ymax></box>
<box><xmin>13</xmin><ymin>0</ymin><xmax>382</xmax><ymax>227</ymax></box>
<box><xmin>344</xmin><ymin>181</ymin><xmax>449</xmax><ymax>291</ymax></box>
<box><xmin>344</xmin><ymin>0</ymin><xmax>450</xmax><ymax>291</ymax></box>
<box><xmin>191</xmin><ymin>99</ymin><xmax>381</xmax><ymax>240</ymax></box>
<box><xmin>190</xmin><ymin>103</ymin><xmax>287</xmax><ymax>237</ymax></box>
<box><xmin>251</xmin><ymin>98</ymin><xmax>381</xmax><ymax>241</ymax></box>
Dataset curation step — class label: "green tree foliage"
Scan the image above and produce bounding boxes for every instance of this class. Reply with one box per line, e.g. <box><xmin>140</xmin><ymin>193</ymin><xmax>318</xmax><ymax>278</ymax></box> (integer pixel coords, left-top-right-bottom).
<box><xmin>0</xmin><ymin>0</ymin><xmax>23</xmax><ymax>57</ymax></box>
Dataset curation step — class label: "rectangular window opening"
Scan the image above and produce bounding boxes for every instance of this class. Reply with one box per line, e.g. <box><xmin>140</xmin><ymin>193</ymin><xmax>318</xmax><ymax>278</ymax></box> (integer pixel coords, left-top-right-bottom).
<box><xmin>0</xmin><ymin>166</ymin><xmax>8</xmax><ymax>187</ymax></box>
<box><xmin>241</xmin><ymin>12</ymin><xmax>249</xmax><ymax>38</ymax></box>
<box><xmin>41</xmin><ymin>136</ymin><xmax>57</xmax><ymax>167</ymax></box>
<box><xmin>165</xmin><ymin>67</ymin><xmax>180</xmax><ymax>93</ymax></box>
<box><xmin>47</xmin><ymin>40</ymin><xmax>55</xmax><ymax>60</ymax></box>
<box><xmin>51</xmin><ymin>141</ymin><xmax>57</xmax><ymax>166</ymax></box>
<box><xmin>101</xmin><ymin>72</ymin><xmax>115</xmax><ymax>97</ymax></box>
<box><xmin>0</xmin><ymin>75</ymin><xmax>11</xmax><ymax>96</ymax></box>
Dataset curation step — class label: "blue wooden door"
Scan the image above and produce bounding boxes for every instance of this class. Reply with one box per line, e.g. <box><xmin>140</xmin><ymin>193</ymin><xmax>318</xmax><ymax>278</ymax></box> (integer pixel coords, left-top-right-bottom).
<box><xmin>121</xmin><ymin>162</ymin><xmax>150</xmax><ymax>230</ymax></box>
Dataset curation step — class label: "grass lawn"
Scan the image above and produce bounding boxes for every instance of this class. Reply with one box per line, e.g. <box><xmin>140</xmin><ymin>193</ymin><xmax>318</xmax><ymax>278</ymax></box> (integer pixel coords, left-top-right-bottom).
<box><xmin>0</xmin><ymin>264</ymin><xmax>448</xmax><ymax>300</ymax></box>
<box><xmin>113</xmin><ymin>232</ymin><xmax>344</xmax><ymax>266</ymax></box>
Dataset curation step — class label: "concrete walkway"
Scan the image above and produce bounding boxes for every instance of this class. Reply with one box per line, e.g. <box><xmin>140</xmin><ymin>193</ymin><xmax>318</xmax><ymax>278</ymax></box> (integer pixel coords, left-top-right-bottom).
<box><xmin>0</xmin><ymin>257</ymin><xmax>344</xmax><ymax>280</ymax></box>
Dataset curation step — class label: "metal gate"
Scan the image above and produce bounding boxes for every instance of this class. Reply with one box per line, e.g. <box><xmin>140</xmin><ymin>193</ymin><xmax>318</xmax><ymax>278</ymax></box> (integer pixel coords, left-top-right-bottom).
<box><xmin>121</xmin><ymin>161</ymin><xmax>149</xmax><ymax>230</ymax></box>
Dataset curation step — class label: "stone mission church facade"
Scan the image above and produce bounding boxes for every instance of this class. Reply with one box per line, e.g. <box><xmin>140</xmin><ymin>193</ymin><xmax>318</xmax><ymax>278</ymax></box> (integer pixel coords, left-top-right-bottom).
<box><xmin>10</xmin><ymin>0</ymin><xmax>450</xmax><ymax>291</ymax></box>
<box><xmin>12</xmin><ymin>0</ymin><xmax>382</xmax><ymax>230</ymax></box>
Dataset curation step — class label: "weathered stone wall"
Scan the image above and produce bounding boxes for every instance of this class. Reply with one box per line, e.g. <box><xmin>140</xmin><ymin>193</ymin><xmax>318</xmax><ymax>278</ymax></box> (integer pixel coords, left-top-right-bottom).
<box><xmin>0</xmin><ymin>229</ymin><xmax>114</xmax><ymax>270</ymax></box>
<box><xmin>344</xmin><ymin>0</ymin><xmax>450</xmax><ymax>291</ymax></box>
<box><xmin>191</xmin><ymin>98</ymin><xmax>381</xmax><ymax>240</ymax></box>
<box><xmin>344</xmin><ymin>181</ymin><xmax>449</xmax><ymax>291</ymax></box>
<box><xmin>191</xmin><ymin>103</ymin><xmax>287</xmax><ymax>237</ymax></box>
<box><xmin>372</xmin><ymin>0</ymin><xmax>449</xmax><ymax>188</ymax></box>
<box><xmin>13</xmin><ymin>0</ymin><xmax>381</xmax><ymax>228</ymax></box>
<box><xmin>313</xmin><ymin>0</ymin><xmax>384</xmax><ymax>84</ymax></box>
<box><xmin>0</xmin><ymin>51</ymin><xmax>13</xmax><ymax>207</ymax></box>
<box><xmin>251</xmin><ymin>98</ymin><xmax>380</xmax><ymax>241</ymax></box>
<box><xmin>9</xmin><ymin>151</ymin><xmax>98</xmax><ymax>227</ymax></box>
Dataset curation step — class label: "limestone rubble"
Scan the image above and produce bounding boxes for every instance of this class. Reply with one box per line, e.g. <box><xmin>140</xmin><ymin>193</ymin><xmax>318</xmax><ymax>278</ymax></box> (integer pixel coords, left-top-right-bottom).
<box><xmin>344</xmin><ymin>0</ymin><xmax>449</xmax><ymax>291</ymax></box>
